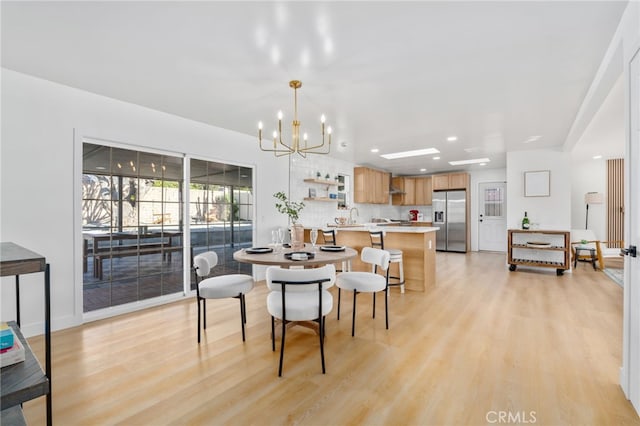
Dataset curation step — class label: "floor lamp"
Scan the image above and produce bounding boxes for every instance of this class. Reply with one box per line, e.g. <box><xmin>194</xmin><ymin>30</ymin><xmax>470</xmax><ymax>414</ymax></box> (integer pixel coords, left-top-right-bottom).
<box><xmin>584</xmin><ymin>192</ymin><xmax>604</xmax><ymax>229</ymax></box>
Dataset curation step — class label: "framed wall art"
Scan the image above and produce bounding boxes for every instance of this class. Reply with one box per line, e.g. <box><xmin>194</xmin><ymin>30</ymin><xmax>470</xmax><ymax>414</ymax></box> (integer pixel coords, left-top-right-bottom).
<box><xmin>524</xmin><ymin>170</ymin><xmax>550</xmax><ymax>197</ymax></box>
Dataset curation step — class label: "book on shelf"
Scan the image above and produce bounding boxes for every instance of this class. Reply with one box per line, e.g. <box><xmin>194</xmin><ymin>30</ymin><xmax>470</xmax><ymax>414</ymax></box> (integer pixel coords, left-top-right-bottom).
<box><xmin>0</xmin><ymin>327</ymin><xmax>25</xmax><ymax>368</ymax></box>
<box><xmin>0</xmin><ymin>322</ymin><xmax>14</xmax><ymax>350</ymax></box>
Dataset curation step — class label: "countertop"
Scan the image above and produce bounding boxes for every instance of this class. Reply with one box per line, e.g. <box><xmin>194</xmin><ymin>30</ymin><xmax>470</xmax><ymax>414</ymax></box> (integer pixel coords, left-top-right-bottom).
<box><xmin>318</xmin><ymin>225</ymin><xmax>439</xmax><ymax>233</ymax></box>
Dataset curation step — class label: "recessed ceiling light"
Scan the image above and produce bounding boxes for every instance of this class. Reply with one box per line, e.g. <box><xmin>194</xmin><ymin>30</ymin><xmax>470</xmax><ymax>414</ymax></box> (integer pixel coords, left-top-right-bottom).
<box><xmin>420</xmin><ymin>168</ymin><xmax>427</xmax><ymax>172</ymax></box>
<box><xmin>479</xmin><ymin>163</ymin><xmax>487</xmax><ymax>166</ymax></box>
<box><xmin>448</xmin><ymin>158</ymin><xmax>491</xmax><ymax>166</ymax></box>
<box><xmin>370</xmin><ymin>148</ymin><xmax>379</xmax><ymax>153</ymax></box>
<box><xmin>593</xmin><ymin>155</ymin><xmax>603</xmax><ymax>159</ymax></box>
<box><xmin>380</xmin><ymin>148</ymin><xmax>440</xmax><ymax>160</ymax></box>
<box><xmin>523</xmin><ymin>135</ymin><xmax>542</xmax><ymax>143</ymax></box>
<box><xmin>447</xmin><ymin>136</ymin><xmax>457</xmax><ymax>142</ymax></box>
<box><xmin>433</xmin><ymin>156</ymin><xmax>440</xmax><ymax>160</ymax></box>
<box><xmin>95</xmin><ymin>166</ymin><xmax>106</xmax><ymax>170</ymax></box>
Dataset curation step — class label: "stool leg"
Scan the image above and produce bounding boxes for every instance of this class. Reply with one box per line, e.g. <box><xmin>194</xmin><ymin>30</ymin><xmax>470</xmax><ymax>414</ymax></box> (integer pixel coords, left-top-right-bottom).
<box><xmin>399</xmin><ymin>259</ymin><xmax>405</xmax><ymax>293</ymax></box>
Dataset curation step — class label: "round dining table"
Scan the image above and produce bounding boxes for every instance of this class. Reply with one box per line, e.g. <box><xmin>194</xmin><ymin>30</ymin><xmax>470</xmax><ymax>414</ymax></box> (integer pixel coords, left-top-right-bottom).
<box><xmin>233</xmin><ymin>245</ymin><xmax>357</xmax><ymax>267</ymax></box>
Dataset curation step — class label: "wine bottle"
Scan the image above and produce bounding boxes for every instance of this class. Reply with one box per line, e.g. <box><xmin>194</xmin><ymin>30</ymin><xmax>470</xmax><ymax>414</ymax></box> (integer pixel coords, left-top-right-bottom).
<box><xmin>522</xmin><ymin>212</ymin><xmax>530</xmax><ymax>230</ymax></box>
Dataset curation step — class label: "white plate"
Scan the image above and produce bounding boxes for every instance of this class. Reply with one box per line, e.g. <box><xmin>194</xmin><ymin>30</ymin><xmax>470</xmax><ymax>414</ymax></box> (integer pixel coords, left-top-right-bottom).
<box><xmin>526</xmin><ymin>242</ymin><xmax>551</xmax><ymax>248</ymax></box>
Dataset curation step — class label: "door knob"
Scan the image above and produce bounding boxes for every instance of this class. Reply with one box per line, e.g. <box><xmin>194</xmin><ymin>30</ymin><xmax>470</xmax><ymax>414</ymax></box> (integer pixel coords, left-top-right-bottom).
<box><xmin>621</xmin><ymin>245</ymin><xmax>637</xmax><ymax>257</ymax></box>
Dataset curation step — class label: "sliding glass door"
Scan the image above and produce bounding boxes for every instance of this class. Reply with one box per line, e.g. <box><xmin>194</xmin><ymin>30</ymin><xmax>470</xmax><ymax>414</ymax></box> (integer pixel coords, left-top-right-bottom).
<box><xmin>82</xmin><ymin>142</ymin><xmax>254</xmax><ymax>312</ymax></box>
<box><xmin>82</xmin><ymin>143</ymin><xmax>184</xmax><ymax>312</ymax></box>
<box><xmin>189</xmin><ymin>159</ymin><xmax>253</xmax><ymax>290</ymax></box>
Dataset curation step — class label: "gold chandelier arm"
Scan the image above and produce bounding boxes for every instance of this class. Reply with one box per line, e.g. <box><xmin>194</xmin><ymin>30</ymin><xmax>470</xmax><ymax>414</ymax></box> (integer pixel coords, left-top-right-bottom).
<box><xmin>299</xmin><ymin>135</ymin><xmax>331</xmax><ymax>154</ymax></box>
<box><xmin>258</xmin><ymin>132</ymin><xmax>294</xmax><ymax>154</ymax></box>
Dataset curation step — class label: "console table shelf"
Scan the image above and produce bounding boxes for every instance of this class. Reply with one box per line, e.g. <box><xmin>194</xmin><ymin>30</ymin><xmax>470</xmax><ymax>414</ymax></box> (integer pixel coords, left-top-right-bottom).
<box><xmin>0</xmin><ymin>242</ymin><xmax>52</xmax><ymax>426</ymax></box>
<box><xmin>507</xmin><ymin>230</ymin><xmax>570</xmax><ymax>275</ymax></box>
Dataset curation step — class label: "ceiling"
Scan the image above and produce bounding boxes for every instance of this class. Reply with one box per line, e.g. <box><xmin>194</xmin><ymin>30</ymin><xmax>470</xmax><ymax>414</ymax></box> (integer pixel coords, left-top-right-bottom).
<box><xmin>1</xmin><ymin>1</ymin><xmax>628</xmax><ymax>175</ymax></box>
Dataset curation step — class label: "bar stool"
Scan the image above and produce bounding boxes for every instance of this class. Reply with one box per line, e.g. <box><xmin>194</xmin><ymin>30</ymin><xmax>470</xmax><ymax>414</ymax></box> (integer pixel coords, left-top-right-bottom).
<box><xmin>369</xmin><ymin>230</ymin><xmax>405</xmax><ymax>293</ymax></box>
<box><xmin>321</xmin><ymin>229</ymin><xmax>350</xmax><ymax>272</ymax></box>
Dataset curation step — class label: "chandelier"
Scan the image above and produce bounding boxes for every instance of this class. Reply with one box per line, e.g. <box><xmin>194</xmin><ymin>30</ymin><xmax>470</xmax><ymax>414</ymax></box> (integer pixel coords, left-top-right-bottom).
<box><xmin>258</xmin><ymin>80</ymin><xmax>331</xmax><ymax>157</ymax></box>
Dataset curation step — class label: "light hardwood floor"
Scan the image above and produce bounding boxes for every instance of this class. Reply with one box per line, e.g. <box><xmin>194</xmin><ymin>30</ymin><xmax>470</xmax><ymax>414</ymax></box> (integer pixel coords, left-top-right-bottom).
<box><xmin>23</xmin><ymin>252</ymin><xmax>640</xmax><ymax>425</ymax></box>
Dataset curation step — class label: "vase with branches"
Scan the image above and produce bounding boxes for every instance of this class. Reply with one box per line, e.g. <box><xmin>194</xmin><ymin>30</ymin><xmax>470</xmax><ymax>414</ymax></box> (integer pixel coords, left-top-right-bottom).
<box><xmin>274</xmin><ymin>191</ymin><xmax>305</xmax><ymax>224</ymax></box>
<box><xmin>274</xmin><ymin>192</ymin><xmax>305</xmax><ymax>249</ymax></box>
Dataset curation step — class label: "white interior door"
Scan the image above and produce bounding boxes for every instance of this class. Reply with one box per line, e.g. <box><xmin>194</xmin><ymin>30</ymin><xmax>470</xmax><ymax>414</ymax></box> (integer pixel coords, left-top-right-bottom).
<box><xmin>478</xmin><ymin>182</ymin><xmax>507</xmax><ymax>252</ymax></box>
<box><xmin>622</xmin><ymin>46</ymin><xmax>640</xmax><ymax>414</ymax></box>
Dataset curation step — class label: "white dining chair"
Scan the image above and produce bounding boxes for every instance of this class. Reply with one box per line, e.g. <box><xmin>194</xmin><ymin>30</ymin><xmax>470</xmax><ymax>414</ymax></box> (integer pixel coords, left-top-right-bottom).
<box><xmin>193</xmin><ymin>251</ymin><xmax>254</xmax><ymax>343</ymax></box>
<box><xmin>321</xmin><ymin>228</ymin><xmax>350</xmax><ymax>272</ymax></box>
<box><xmin>266</xmin><ymin>264</ymin><xmax>336</xmax><ymax>376</ymax></box>
<box><xmin>369</xmin><ymin>230</ymin><xmax>405</xmax><ymax>293</ymax></box>
<box><xmin>336</xmin><ymin>247</ymin><xmax>391</xmax><ymax>336</ymax></box>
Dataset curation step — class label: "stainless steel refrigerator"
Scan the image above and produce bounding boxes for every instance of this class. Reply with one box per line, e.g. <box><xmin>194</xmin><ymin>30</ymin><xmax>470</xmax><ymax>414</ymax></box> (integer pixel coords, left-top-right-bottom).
<box><xmin>432</xmin><ymin>190</ymin><xmax>467</xmax><ymax>252</ymax></box>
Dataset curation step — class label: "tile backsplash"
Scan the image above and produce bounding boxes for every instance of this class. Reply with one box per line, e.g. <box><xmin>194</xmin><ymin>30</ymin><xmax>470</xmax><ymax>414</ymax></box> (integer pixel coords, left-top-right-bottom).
<box><xmin>285</xmin><ymin>156</ymin><xmax>432</xmax><ymax>228</ymax></box>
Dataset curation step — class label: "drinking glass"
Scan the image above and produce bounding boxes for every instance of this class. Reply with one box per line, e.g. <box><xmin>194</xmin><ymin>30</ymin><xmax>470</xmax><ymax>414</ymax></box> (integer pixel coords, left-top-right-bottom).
<box><xmin>310</xmin><ymin>228</ymin><xmax>318</xmax><ymax>251</ymax></box>
<box><xmin>271</xmin><ymin>229</ymin><xmax>279</xmax><ymax>250</ymax></box>
<box><xmin>277</xmin><ymin>228</ymin><xmax>285</xmax><ymax>249</ymax></box>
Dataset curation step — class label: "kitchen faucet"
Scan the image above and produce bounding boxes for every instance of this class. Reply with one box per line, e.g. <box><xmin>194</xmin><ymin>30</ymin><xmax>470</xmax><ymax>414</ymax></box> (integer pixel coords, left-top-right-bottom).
<box><xmin>349</xmin><ymin>207</ymin><xmax>359</xmax><ymax>224</ymax></box>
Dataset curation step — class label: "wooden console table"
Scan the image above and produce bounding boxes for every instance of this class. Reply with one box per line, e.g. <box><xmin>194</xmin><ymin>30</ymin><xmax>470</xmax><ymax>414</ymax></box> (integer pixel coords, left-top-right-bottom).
<box><xmin>507</xmin><ymin>229</ymin><xmax>570</xmax><ymax>276</ymax></box>
<box><xmin>0</xmin><ymin>242</ymin><xmax>52</xmax><ymax>426</ymax></box>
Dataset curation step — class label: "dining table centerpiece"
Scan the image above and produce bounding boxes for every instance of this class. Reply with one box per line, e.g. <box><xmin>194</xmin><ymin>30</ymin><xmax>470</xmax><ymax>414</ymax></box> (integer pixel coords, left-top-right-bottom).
<box><xmin>274</xmin><ymin>191</ymin><xmax>305</xmax><ymax>250</ymax></box>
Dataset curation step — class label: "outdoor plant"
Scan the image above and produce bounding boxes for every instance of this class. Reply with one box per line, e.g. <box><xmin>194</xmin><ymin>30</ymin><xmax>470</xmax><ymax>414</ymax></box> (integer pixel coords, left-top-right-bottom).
<box><xmin>274</xmin><ymin>191</ymin><xmax>305</xmax><ymax>223</ymax></box>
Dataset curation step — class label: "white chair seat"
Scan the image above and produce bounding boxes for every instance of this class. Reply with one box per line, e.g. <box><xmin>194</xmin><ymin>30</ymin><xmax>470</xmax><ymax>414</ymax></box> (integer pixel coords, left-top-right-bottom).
<box><xmin>336</xmin><ymin>271</ymin><xmax>387</xmax><ymax>292</ymax></box>
<box><xmin>601</xmin><ymin>246</ymin><xmax>621</xmax><ymax>257</ymax></box>
<box><xmin>267</xmin><ymin>290</ymin><xmax>333</xmax><ymax>321</ymax></box>
<box><xmin>199</xmin><ymin>274</ymin><xmax>254</xmax><ymax>299</ymax></box>
<box><xmin>386</xmin><ymin>248</ymin><xmax>403</xmax><ymax>257</ymax></box>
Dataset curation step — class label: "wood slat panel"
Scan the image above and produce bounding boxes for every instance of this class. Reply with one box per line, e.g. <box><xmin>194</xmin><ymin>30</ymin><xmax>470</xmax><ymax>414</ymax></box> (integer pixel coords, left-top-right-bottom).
<box><xmin>607</xmin><ymin>159</ymin><xmax>624</xmax><ymax>247</ymax></box>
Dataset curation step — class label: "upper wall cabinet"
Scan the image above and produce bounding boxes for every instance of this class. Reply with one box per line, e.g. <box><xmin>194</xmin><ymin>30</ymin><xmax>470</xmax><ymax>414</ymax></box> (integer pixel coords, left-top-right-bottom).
<box><xmin>415</xmin><ymin>177</ymin><xmax>433</xmax><ymax>205</ymax></box>
<box><xmin>432</xmin><ymin>172</ymin><xmax>469</xmax><ymax>191</ymax></box>
<box><xmin>354</xmin><ymin>167</ymin><xmax>390</xmax><ymax>204</ymax></box>
<box><xmin>392</xmin><ymin>176</ymin><xmax>432</xmax><ymax>205</ymax></box>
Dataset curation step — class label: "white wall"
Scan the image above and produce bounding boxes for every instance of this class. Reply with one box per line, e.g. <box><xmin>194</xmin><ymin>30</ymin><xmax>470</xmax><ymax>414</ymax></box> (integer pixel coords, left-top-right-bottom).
<box><xmin>470</xmin><ymin>168</ymin><xmax>507</xmax><ymax>252</ymax></box>
<box><xmin>506</xmin><ymin>150</ymin><xmax>572</xmax><ymax>231</ymax></box>
<box><xmin>0</xmin><ymin>69</ymin><xmax>289</xmax><ymax>336</ymax></box>
<box><xmin>570</xmin><ymin>156</ymin><xmax>607</xmax><ymax>240</ymax></box>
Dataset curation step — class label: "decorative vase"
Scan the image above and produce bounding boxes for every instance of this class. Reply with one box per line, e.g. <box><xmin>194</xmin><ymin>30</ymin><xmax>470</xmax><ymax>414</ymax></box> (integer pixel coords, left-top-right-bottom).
<box><xmin>290</xmin><ymin>223</ymin><xmax>305</xmax><ymax>250</ymax></box>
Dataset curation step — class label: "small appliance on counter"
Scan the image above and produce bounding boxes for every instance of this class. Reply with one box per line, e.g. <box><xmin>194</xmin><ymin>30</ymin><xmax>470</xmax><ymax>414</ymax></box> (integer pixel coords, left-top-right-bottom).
<box><xmin>409</xmin><ymin>210</ymin><xmax>419</xmax><ymax>221</ymax></box>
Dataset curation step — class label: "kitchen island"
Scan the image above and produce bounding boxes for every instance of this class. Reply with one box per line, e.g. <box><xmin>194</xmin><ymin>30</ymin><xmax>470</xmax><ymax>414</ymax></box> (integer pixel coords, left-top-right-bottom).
<box><xmin>305</xmin><ymin>226</ymin><xmax>438</xmax><ymax>292</ymax></box>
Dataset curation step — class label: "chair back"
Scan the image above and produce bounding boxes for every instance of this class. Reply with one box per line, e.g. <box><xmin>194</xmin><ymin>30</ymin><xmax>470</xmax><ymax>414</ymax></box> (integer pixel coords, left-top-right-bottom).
<box><xmin>369</xmin><ymin>230</ymin><xmax>385</xmax><ymax>249</ymax></box>
<box><xmin>193</xmin><ymin>251</ymin><xmax>218</xmax><ymax>277</ymax></box>
<box><xmin>361</xmin><ymin>247</ymin><xmax>390</xmax><ymax>271</ymax></box>
<box><xmin>321</xmin><ymin>229</ymin><xmax>337</xmax><ymax>245</ymax></box>
<box><xmin>571</xmin><ymin>229</ymin><xmax>598</xmax><ymax>249</ymax></box>
<box><xmin>266</xmin><ymin>264</ymin><xmax>336</xmax><ymax>292</ymax></box>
